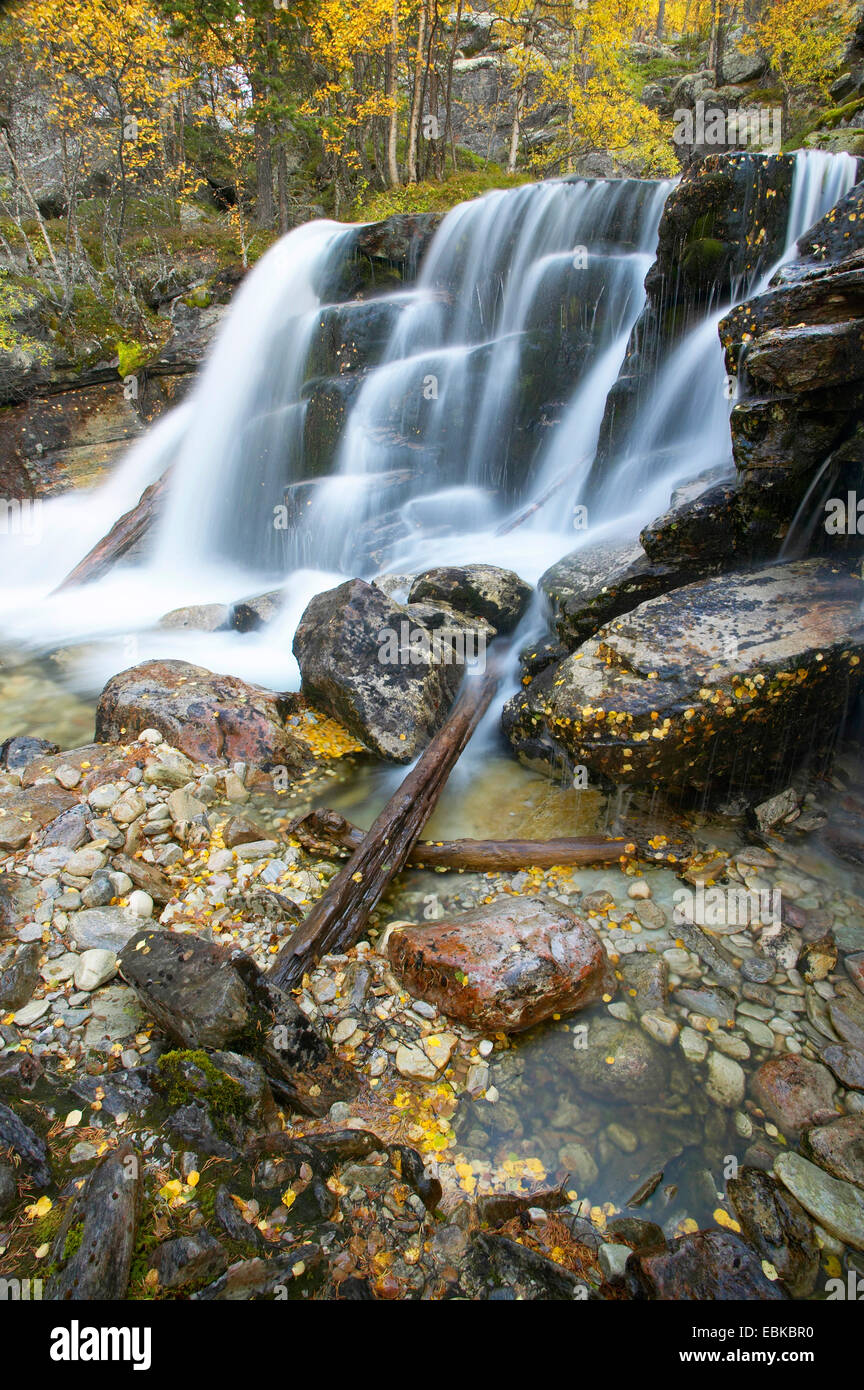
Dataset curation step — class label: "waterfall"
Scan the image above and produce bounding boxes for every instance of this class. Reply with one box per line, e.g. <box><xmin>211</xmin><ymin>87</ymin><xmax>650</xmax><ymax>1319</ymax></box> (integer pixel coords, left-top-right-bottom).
<box><xmin>0</xmin><ymin>152</ymin><xmax>857</xmax><ymax>699</ymax></box>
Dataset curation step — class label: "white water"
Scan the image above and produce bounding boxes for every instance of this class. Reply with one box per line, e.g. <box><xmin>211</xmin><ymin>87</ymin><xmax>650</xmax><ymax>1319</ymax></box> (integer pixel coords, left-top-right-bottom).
<box><xmin>0</xmin><ymin>151</ymin><xmax>856</xmax><ymax>707</ymax></box>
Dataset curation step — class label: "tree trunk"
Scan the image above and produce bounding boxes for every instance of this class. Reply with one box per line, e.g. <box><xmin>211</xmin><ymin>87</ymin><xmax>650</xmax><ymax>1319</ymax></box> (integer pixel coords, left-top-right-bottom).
<box><xmin>386</xmin><ymin>0</ymin><xmax>401</xmax><ymax>187</ymax></box>
<box><xmin>269</xmin><ymin>650</ymin><xmax>506</xmax><ymax>991</ymax></box>
<box><xmin>406</xmin><ymin>1</ymin><xmax>429</xmax><ymax>183</ymax></box>
<box><xmin>657</xmin><ymin>0</ymin><xmax>667</xmax><ymax>40</ymax></box>
<box><xmin>288</xmin><ymin>808</ymin><xmax>631</xmax><ymax>870</ymax></box>
<box><xmin>54</xmin><ymin>471</ymin><xmax>171</xmax><ymax>592</ymax></box>
<box><xmin>254</xmin><ymin>122</ymin><xmax>275</xmax><ymax>228</ymax></box>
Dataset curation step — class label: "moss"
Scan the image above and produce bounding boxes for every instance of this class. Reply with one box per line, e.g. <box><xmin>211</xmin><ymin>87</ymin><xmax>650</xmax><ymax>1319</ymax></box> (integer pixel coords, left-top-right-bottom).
<box><xmin>354</xmin><ymin>167</ymin><xmax>530</xmax><ymax>221</ymax></box>
<box><xmin>155</xmin><ymin>1048</ymin><xmax>251</xmax><ymax>1140</ymax></box>
<box><xmin>681</xmin><ymin>236</ymin><xmax>728</xmax><ymax>277</ymax></box>
<box><xmin>116</xmin><ymin>338</ymin><xmax>152</xmax><ymax>377</ymax></box>
<box><xmin>62</xmin><ymin>1218</ymin><xmax>85</xmax><ymax>1262</ymax></box>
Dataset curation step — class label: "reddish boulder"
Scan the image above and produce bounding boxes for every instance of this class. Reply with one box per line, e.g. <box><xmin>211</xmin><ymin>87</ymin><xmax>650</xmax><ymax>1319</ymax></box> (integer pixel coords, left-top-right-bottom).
<box><xmin>751</xmin><ymin>1055</ymin><xmax>839</xmax><ymax>1136</ymax></box>
<box><xmin>95</xmin><ymin>660</ymin><xmax>310</xmax><ymax>771</ymax></box>
<box><xmin>387</xmin><ymin>895</ymin><xmax>614</xmax><ymax>1033</ymax></box>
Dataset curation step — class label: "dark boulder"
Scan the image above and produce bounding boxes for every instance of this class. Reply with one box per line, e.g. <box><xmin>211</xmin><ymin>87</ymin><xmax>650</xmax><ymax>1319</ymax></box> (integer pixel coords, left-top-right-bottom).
<box><xmin>625</xmin><ymin>1229</ymin><xmax>786</xmax><ymax>1300</ymax></box>
<box><xmin>46</xmin><ymin>1146</ymin><xmax>142</xmax><ymax>1301</ymax></box>
<box><xmin>293</xmin><ymin>578</ymin><xmax>468</xmax><ymax>762</ymax></box>
<box><xmin>727</xmin><ymin>1166</ymin><xmax>820</xmax><ymax>1297</ymax></box>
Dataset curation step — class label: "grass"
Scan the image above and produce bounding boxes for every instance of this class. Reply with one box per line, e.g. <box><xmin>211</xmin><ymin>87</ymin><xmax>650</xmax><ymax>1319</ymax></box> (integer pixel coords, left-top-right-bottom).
<box><xmin>354</xmin><ymin>166</ymin><xmax>532</xmax><ymax>221</ymax></box>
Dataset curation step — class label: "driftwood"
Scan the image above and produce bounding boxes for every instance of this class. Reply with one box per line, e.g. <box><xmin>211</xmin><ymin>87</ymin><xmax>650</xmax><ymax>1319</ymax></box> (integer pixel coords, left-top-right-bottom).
<box><xmin>494</xmin><ymin>460</ymin><xmax>588</xmax><ymax>536</ymax></box>
<box><xmin>269</xmin><ymin>649</ymin><xmax>507</xmax><ymax>991</ymax></box>
<box><xmin>288</xmin><ymin>807</ymin><xmax>631</xmax><ymax>870</ymax></box>
<box><xmin>54</xmin><ymin>470</ymin><xmax>171</xmax><ymax>591</ymax></box>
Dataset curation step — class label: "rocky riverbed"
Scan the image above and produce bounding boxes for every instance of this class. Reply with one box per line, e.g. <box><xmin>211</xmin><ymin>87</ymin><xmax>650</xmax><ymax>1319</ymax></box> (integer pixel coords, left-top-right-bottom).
<box><xmin>1</xmin><ymin>693</ymin><xmax>864</xmax><ymax>1301</ymax></box>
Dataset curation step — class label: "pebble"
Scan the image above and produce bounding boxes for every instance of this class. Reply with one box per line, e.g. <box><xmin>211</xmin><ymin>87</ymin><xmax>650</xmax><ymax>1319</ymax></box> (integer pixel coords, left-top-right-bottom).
<box><xmin>88</xmin><ymin>783</ymin><xmax>122</xmax><ymax>811</ymax></box>
<box><xmin>14</xmin><ymin>998</ymin><xmax>50</xmax><ymax>1025</ymax></box>
<box><xmin>65</xmin><ymin>847</ymin><xmax>105</xmax><ymax>878</ymax></box>
<box><xmin>395</xmin><ymin>1042</ymin><xmax>438</xmax><ymax>1082</ymax></box>
<box><xmin>627</xmin><ymin>881</ymin><xmax>651</xmax><ymax>900</ymax></box>
<box><xmin>74</xmin><ymin>948</ymin><xmax>118</xmax><ymax>991</ymax></box>
<box><xmin>641</xmin><ymin>1011</ymin><xmax>679</xmax><ymax>1046</ymax></box>
<box><xmin>332</xmin><ymin>1018</ymin><xmax>358</xmax><ymax>1045</ymax></box>
<box><xmin>705</xmin><ymin>1050</ymin><xmax>746</xmax><ymax>1107</ymax></box>
<box><xmin>738</xmin><ymin>1016</ymin><xmax>775</xmax><ymax>1048</ymax></box>
<box><xmin>680</xmin><ymin>1027</ymin><xmax>709</xmax><ymax>1062</ymax></box>
<box><xmin>40</xmin><ymin>952</ymin><xmax>79</xmax><ymax>984</ymax></box>
<box><xmin>127</xmin><ymin>891</ymin><xmax>153</xmax><ymax>919</ymax></box>
<box><xmin>55</xmin><ymin>766</ymin><xmax>82</xmax><ymax>789</ymax></box>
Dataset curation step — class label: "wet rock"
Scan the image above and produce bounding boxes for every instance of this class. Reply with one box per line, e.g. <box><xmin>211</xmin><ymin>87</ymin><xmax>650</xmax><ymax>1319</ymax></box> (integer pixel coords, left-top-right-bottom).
<box><xmin>0</xmin><ymin>941</ymin><xmax>39</xmax><ymax>1010</ymax></box>
<box><xmin>828</xmin><ymin>988</ymin><xmax>864</xmax><ymax>1050</ymax></box>
<box><xmin>564</xmin><ymin>1016</ymin><xmax>668</xmax><ymax>1104</ymax></box>
<box><xmin>752</xmin><ymin>787</ymin><xmax>800</xmax><ymax>832</ymax></box>
<box><xmin>751</xmin><ymin>1055</ymin><xmax>839</xmax><ymax>1136</ymax></box>
<box><xmin>119</xmin><ymin>930</ymin><xmax>357</xmax><ymax>1115</ymax></box>
<box><xmin>158</xmin><ymin>603</ymin><xmax>231</xmax><ymax>632</ymax></box>
<box><xmin>149</xmin><ymin>1232</ymin><xmax>228</xmax><ymax>1290</ymax></box>
<box><xmin>37</xmin><ymin>804</ymin><xmax>89</xmax><ymax>851</ymax></box>
<box><xmin>231</xmin><ymin>589</ymin><xmax>284</xmax><ymax>632</ymax></box>
<box><xmin>639</xmin><ymin>481</ymin><xmax>742</xmax><ymax>569</ymax></box>
<box><xmin>0</xmin><ymin>735</ymin><xmax>59</xmax><ymax>772</ymax></box>
<box><xmin>408</xmin><ymin>565</ymin><xmax>531</xmax><ymax>634</ymax></box>
<box><xmin>774</xmin><ymin>1151</ymin><xmax>864</xmax><ymax>1251</ymax></box>
<box><xmin>69</xmin><ymin>906</ymin><xmax>141</xmax><ymax>954</ymax></box>
<box><xmin>619</xmin><ymin>953</ymin><xmax>669</xmax><ymax>1013</ymax></box>
<box><xmin>706</xmin><ymin>1050</ymin><xmax>746</xmax><ymax>1107</ymax></box>
<box><xmin>801</xmin><ymin>1115</ymin><xmax>864</xmax><ymax>1189</ymax></box>
<box><xmin>625</xmin><ymin>1229</ymin><xmax>786</xmax><ymax>1300</ymax></box>
<box><xmin>822</xmin><ymin>1043</ymin><xmax>864</xmax><ymax>1091</ymax></box>
<box><xmin>83</xmin><ymin>984</ymin><xmax>146</xmax><ymax>1051</ymax></box>
<box><xmin>293</xmin><ymin>578</ymin><xmax>466</xmax><ymax>763</ymax></box>
<box><xmin>47</xmin><ymin>1145</ymin><xmax>141</xmax><ymax>1300</ymax></box>
<box><xmin>387</xmin><ymin>895</ymin><xmax>614</xmax><ymax>1032</ymax></box>
<box><xmin>506</xmin><ymin>560</ymin><xmax>864</xmax><ymax>792</ymax></box>
<box><xmin>538</xmin><ymin>539</ymin><xmax>692</xmax><ymax>649</ymax></box>
<box><xmin>154</xmin><ymin>1049</ymin><xmax>273</xmax><ymax>1158</ymax></box>
<box><xmin>96</xmin><ymin>659</ymin><xmax>309</xmax><ymax>771</ymax></box>
<box><xmin>192</xmin><ymin>1248</ymin><xmax>324</xmax><ymax>1300</ymax></box>
<box><xmin>110</xmin><ymin>854</ymin><xmax>173</xmax><ymax>907</ymax></box>
<box><xmin>0</xmin><ymin>1052</ymin><xmax>42</xmax><ymax>1098</ymax></box>
<box><xmin>119</xmin><ymin>929</ymin><xmax>251</xmax><ymax>1050</ymax></box>
<box><xmin>727</xmin><ymin>1166</ymin><xmax>820</xmax><ymax>1297</ymax></box>
<box><xmin>0</xmin><ymin>1101</ymin><xmax>50</xmax><ymax>1186</ymax></box>
<box><xmin>466</xmin><ymin>1232</ymin><xmax>591</xmax><ymax>1300</ymax></box>
<box><xmin>0</xmin><ymin>1161</ymin><xmax>16</xmax><ymax>1218</ymax></box>
<box><xmin>3</xmin><ymin>782</ymin><xmax>80</xmax><ymax>826</ymax></box>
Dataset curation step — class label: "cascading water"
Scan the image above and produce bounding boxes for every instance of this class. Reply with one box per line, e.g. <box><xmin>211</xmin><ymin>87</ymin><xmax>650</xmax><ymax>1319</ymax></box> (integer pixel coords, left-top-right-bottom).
<box><xmin>0</xmin><ymin>150</ymin><xmax>857</xmax><ymax>707</ymax></box>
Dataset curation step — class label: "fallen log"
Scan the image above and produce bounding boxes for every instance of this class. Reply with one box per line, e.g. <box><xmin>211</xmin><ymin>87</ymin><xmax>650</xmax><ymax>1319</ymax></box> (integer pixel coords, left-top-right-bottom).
<box><xmin>287</xmin><ymin>807</ymin><xmax>631</xmax><ymax>869</ymax></box>
<box><xmin>53</xmin><ymin>469</ymin><xmax>171</xmax><ymax>592</ymax></box>
<box><xmin>269</xmin><ymin>649</ymin><xmax>507</xmax><ymax>991</ymax></box>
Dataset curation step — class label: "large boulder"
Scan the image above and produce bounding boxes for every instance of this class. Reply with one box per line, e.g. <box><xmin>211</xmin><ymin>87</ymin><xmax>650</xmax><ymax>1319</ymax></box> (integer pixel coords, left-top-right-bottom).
<box><xmin>774</xmin><ymin>1151</ymin><xmax>864</xmax><ymax>1251</ymax></box>
<box><xmin>539</xmin><ymin>541</ymin><xmax>693</xmax><ymax>649</ymax></box>
<box><xmin>119</xmin><ymin>929</ymin><xmax>357</xmax><ymax>1115</ymax></box>
<box><xmin>408</xmin><ymin>565</ymin><xmax>531</xmax><ymax>634</ymax></box>
<box><xmin>801</xmin><ymin>1114</ymin><xmax>864</xmax><ymax>1189</ymax></box>
<box><xmin>504</xmin><ymin>560</ymin><xmax>864</xmax><ymax>791</ymax></box>
<box><xmin>727</xmin><ymin>1166</ymin><xmax>820</xmax><ymax>1297</ymax></box>
<box><xmin>293</xmin><ymin>578</ymin><xmax>473</xmax><ymax>762</ymax></box>
<box><xmin>46</xmin><ymin>1146</ymin><xmax>142</xmax><ymax>1301</ymax></box>
<box><xmin>563</xmin><ymin>1015</ymin><xmax>669</xmax><ymax>1104</ymax></box>
<box><xmin>750</xmin><ymin>1055</ymin><xmax>840</xmax><ymax>1137</ymax></box>
<box><xmin>625</xmin><ymin>1229</ymin><xmax>786</xmax><ymax>1300</ymax></box>
<box><xmin>387</xmin><ymin>896</ymin><xmax>614</xmax><ymax>1033</ymax></box>
<box><xmin>95</xmin><ymin>660</ymin><xmax>309</xmax><ymax>770</ymax></box>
